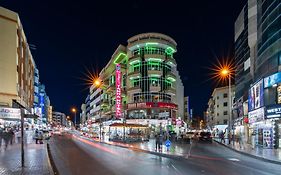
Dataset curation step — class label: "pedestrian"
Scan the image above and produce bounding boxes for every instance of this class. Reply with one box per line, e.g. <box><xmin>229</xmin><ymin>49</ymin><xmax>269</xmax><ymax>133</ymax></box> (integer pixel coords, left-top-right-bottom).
<box><xmin>38</xmin><ymin>130</ymin><xmax>44</xmax><ymax>144</ymax></box>
<box><xmin>15</xmin><ymin>129</ymin><xmax>21</xmax><ymax>144</ymax></box>
<box><xmin>8</xmin><ymin>128</ymin><xmax>14</xmax><ymax>145</ymax></box>
<box><xmin>3</xmin><ymin>129</ymin><xmax>10</xmax><ymax>150</ymax></box>
<box><xmin>155</xmin><ymin>133</ymin><xmax>160</xmax><ymax>151</ymax></box>
<box><xmin>35</xmin><ymin>129</ymin><xmax>39</xmax><ymax>144</ymax></box>
<box><xmin>0</xmin><ymin>128</ymin><xmax>3</xmax><ymax>149</ymax></box>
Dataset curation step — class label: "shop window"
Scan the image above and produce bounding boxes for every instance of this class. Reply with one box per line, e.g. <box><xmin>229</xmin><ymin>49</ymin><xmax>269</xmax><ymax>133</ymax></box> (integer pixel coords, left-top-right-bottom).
<box><xmin>223</xmin><ymin>111</ymin><xmax>228</xmax><ymax>115</ymax></box>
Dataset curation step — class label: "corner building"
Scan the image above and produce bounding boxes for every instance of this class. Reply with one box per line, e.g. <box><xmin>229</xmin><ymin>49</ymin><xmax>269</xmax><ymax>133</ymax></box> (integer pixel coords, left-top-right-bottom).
<box><xmin>90</xmin><ymin>33</ymin><xmax>184</xmax><ymax>128</ymax></box>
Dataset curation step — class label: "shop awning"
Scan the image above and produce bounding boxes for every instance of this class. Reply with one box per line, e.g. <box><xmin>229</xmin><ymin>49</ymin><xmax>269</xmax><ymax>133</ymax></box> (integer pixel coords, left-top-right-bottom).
<box><xmin>109</xmin><ymin>123</ymin><xmax>148</xmax><ymax>128</ymax></box>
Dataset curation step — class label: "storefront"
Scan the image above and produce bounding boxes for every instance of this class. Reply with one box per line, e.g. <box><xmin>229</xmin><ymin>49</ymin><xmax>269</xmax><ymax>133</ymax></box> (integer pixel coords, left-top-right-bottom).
<box><xmin>265</xmin><ymin>104</ymin><xmax>281</xmax><ymax>148</ymax></box>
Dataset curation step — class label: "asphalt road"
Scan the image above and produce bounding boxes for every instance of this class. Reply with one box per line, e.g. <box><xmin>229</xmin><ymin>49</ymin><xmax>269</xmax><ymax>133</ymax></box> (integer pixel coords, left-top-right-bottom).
<box><xmin>49</xmin><ymin>133</ymin><xmax>280</xmax><ymax>175</ymax></box>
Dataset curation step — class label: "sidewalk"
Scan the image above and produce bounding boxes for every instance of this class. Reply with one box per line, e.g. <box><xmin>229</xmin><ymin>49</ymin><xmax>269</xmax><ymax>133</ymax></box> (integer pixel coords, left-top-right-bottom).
<box><xmin>0</xmin><ymin>131</ymin><xmax>53</xmax><ymax>175</ymax></box>
<box><xmin>213</xmin><ymin>138</ymin><xmax>281</xmax><ymax>164</ymax></box>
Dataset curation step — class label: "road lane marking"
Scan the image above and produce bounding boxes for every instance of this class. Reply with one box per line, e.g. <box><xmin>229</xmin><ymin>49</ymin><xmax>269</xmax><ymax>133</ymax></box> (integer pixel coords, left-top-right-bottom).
<box><xmin>227</xmin><ymin>158</ymin><xmax>240</xmax><ymax>161</ymax></box>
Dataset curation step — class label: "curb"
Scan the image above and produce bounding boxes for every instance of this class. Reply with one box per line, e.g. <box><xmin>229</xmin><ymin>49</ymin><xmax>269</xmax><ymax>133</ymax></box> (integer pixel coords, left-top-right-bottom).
<box><xmin>213</xmin><ymin>139</ymin><xmax>281</xmax><ymax>165</ymax></box>
<box><xmin>46</xmin><ymin>143</ymin><xmax>60</xmax><ymax>175</ymax></box>
<box><xmin>77</xmin><ymin>135</ymin><xmax>185</xmax><ymax>161</ymax></box>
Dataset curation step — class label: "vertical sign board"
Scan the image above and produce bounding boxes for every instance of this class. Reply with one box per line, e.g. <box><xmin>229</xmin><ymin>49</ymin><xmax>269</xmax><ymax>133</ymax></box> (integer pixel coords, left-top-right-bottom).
<box><xmin>115</xmin><ymin>64</ymin><xmax>122</xmax><ymax>119</ymax></box>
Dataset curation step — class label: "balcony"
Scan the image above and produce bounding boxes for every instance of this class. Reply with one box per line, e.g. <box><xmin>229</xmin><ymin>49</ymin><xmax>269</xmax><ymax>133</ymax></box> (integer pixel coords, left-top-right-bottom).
<box><xmin>148</xmin><ymin>69</ymin><xmax>162</xmax><ymax>76</ymax></box>
<box><xmin>106</xmin><ymin>83</ymin><xmax>115</xmax><ymax>93</ymax></box>
<box><xmin>101</xmin><ymin>99</ymin><xmax>109</xmax><ymax>107</ymax></box>
<box><xmin>166</xmin><ymin>57</ymin><xmax>177</xmax><ymax>67</ymax></box>
<box><xmin>127</xmin><ymin>86</ymin><xmax>141</xmax><ymax>93</ymax></box>
<box><xmin>166</xmin><ymin>72</ymin><xmax>176</xmax><ymax>82</ymax></box>
<box><xmin>128</xmin><ymin>55</ymin><xmax>141</xmax><ymax>64</ymax></box>
<box><xmin>128</xmin><ymin>71</ymin><xmax>141</xmax><ymax>79</ymax></box>
<box><xmin>150</xmin><ymin>85</ymin><xmax>161</xmax><ymax>92</ymax></box>
<box><xmin>144</xmin><ymin>54</ymin><xmax>165</xmax><ymax>62</ymax></box>
<box><xmin>165</xmin><ymin>86</ymin><xmax>176</xmax><ymax>95</ymax></box>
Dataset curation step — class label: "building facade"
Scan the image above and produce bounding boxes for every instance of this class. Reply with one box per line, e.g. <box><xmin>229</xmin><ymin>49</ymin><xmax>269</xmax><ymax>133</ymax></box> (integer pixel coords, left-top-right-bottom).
<box><xmin>184</xmin><ymin>96</ymin><xmax>190</xmax><ymax>122</ymax></box>
<box><xmin>52</xmin><ymin>111</ymin><xmax>66</xmax><ymax>126</ymax></box>
<box><xmin>88</xmin><ymin>33</ymin><xmax>184</xmax><ymax>130</ymax></box>
<box><xmin>0</xmin><ymin>7</ymin><xmax>35</xmax><ymax>109</ymax></box>
<box><xmin>206</xmin><ymin>86</ymin><xmax>235</xmax><ymax>129</ymax></box>
<box><xmin>233</xmin><ymin>0</ymin><xmax>281</xmax><ymax>149</ymax></box>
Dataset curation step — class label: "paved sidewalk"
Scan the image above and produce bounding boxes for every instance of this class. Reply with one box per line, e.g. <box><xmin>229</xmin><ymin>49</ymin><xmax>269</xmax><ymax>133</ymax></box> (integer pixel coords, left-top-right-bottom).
<box><xmin>0</xmin><ymin>131</ymin><xmax>53</xmax><ymax>175</ymax></box>
<box><xmin>214</xmin><ymin>138</ymin><xmax>281</xmax><ymax>164</ymax></box>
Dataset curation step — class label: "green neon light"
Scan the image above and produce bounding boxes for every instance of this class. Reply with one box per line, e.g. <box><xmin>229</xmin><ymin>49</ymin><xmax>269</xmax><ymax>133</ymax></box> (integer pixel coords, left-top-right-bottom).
<box><xmin>165</xmin><ymin>47</ymin><xmax>175</xmax><ymax>55</ymax></box>
<box><xmin>167</xmin><ymin>61</ymin><xmax>176</xmax><ymax>66</ymax></box>
<box><xmin>129</xmin><ymin>60</ymin><xmax>141</xmax><ymax>65</ymax></box>
<box><xmin>113</xmin><ymin>52</ymin><xmax>127</xmax><ymax>64</ymax></box>
<box><xmin>145</xmin><ymin>42</ymin><xmax>159</xmax><ymax>46</ymax></box>
<box><xmin>167</xmin><ymin>77</ymin><xmax>176</xmax><ymax>82</ymax></box>
<box><xmin>129</xmin><ymin>75</ymin><xmax>140</xmax><ymax>80</ymax></box>
<box><xmin>147</xmin><ymin>58</ymin><xmax>162</xmax><ymax>62</ymax></box>
<box><xmin>150</xmin><ymin>74</ymin><xmax>161</xmax><ymax>77</ymax></box>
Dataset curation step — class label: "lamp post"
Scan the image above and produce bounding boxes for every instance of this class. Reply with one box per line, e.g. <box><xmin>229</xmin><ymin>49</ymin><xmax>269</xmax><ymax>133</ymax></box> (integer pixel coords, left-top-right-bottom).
<box><xmin>94</xmin><ymin>79</ymin><xmax>103</xmax><ymax>142</ymax></box>
<box><xmin>221</xmin><ymin>68</ymin><xmax>233</xmax><ymax>145</ymax></box>
<box><xmin>71</xmin><ymin>108</ymin><xmax>77</xmax><ymax>128</ymax></box>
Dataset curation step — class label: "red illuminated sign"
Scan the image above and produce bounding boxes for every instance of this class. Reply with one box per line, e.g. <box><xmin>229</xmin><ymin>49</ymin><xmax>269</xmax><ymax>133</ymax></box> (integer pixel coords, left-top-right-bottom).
<box><xmin>115</xmin><ymin>64</ymin><xmax>122</xmax><ymax>118</ymax></box>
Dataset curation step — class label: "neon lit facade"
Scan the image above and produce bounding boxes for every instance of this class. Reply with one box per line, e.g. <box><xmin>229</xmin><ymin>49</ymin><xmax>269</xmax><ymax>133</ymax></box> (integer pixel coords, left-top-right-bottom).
<box><xmin>115</xmin><ymin>64</ymin><xmax>122</xmax><ymax>118</ymax></box>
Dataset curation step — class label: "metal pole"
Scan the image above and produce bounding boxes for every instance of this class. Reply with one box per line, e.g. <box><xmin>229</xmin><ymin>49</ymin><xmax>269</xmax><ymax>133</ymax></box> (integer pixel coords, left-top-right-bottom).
<box><xmin>20</xmin><ymin>108</ymin><xmax>24</xmax><ymax>167</ymax></box>
<box><xmin>228</xmin><ymin>75</ymin><xmax>232</xmax><ymax>145</ymax></box>
<box><xmin>99</xmin><ymin>89</ymin><xmax>102</xmax><ymax>142</ymax></box>
<box><xmin>74</xmin><ymin>112</ymin><xmax>77</xmax><ymax>128</ymax></box>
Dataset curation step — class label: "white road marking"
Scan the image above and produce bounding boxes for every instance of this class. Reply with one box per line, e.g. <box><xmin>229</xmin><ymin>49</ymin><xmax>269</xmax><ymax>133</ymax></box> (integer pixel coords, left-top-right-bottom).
<box><xmin>227</xmin><ymin>158</ymin><xmax>240</xmax><ymax>161</ymax></box>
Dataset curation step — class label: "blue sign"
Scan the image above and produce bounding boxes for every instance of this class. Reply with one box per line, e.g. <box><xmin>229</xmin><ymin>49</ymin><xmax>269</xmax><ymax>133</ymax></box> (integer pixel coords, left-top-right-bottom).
<box><xmin>264</xmin><ymin>72</ymin><xmax>281</xmax><ymax>88</ymax></box>
<box><xmin>165</xmin><ymin>139</ymin><xmax>171</xmax><ymax>147</ymax></box>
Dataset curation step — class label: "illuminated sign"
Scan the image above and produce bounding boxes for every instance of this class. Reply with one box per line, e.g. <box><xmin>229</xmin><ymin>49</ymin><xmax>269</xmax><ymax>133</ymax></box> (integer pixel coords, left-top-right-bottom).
<box><xmin>0</xmin><ymin>107</ymin><xmax>21</xmax><ymax>120</ymax></box>
<box><xmin>127</xmin><ymin>102</ymin><xmax>178</xmax><ymax>110</ymax></box>
<box><xmin>248</xmin><ymin>80</ymin><xmax>264</xmax><ymax>111</ymax></box>
<box><xmin>264</xmin><ymin>72</ymin><xmax>281</xmax><ymax>88</ymax></box>
<box><xmin>248</xmin><ymin>107</ymin><xmax>264</xmax><ymax>124</ymax></box>
<box><xmin>266</xmin><ymin>104</ymin><xmax>281</xmax><ymax>119</ymax></box>
<box><xmin>115</xmin><ymin>64</ymin><xmax>122</xmax><ymax>118</ymax></box>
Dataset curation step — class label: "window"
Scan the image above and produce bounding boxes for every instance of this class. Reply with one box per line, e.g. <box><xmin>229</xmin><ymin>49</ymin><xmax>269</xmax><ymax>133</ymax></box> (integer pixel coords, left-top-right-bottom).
<box><xmin>223</xmin><ymin>102</ymin><xmax>228</xmax><ymax>107</ymax></box>
<box><xmin>223</xmin><ymin>119</ymin><xmax>228</xmax><ymax>124</ymax></box>
<box><xmin>217</xmin><ymin>96</ymin><xmax>219</xmax><ymax>99</ymax></box>
<box><xmin>223</xmin><ymin>93</ymin><xmax>228</xmax><ymax>98</ymax></box>
<box><xmin>223</xmin><ymin>111</ymin><xmax>228</xmax><ymax>115</ymax></box>
<box><xmin>217</xmin><ymin>105</ymin><xmax>219</xmax><ymax>108</ymax></box>
<box><xmin>217</xmin><ymin>113</ymin><xmax>219</xmax><ymax>116</ymax></box>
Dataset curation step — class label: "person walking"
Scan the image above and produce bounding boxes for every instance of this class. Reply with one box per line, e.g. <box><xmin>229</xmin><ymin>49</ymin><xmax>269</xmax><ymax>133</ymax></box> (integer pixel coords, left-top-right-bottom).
<box><xmin>0</xmin><ymin>128</ymin><xmax>3</xmax><ymax>149</ymax></box>
<box><xmin>35</xmin><ymin>129</ymin><xmax>39</xmax><ymax>144</ymax></box>
<box><xmin>3</xmin><ymin>129</ymin><xmax>10</xmax><ymax>150</ymax></box>
<box><xmin>155</xmin><ymin>133</ymin><xmax>160</xmax><ymax>151</ymax></box>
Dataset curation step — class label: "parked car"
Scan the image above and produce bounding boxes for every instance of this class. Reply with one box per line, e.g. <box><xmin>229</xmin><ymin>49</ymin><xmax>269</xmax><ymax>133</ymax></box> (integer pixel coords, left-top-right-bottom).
<box><xmin>42</xmin><ymin>130</ymin><xmax>51</xmax><ymax>140</ymax></box>
<box><xmin>198</xmin><ymin>131</ymin><xmax>212</xmax><ymax>143</ymax></box>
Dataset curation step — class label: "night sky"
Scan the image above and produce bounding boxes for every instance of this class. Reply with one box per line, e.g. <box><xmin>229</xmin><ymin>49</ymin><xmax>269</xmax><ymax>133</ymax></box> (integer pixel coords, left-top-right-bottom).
<box><xmin>1</xmin><ymin>0</ymin><xmax>246</xmax><ymax>117</ymax></box>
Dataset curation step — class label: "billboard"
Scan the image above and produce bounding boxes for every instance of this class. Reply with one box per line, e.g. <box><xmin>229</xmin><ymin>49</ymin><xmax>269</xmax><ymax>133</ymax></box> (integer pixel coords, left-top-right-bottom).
<box><xmin>115</xmin><ymin>64</ymin><xmax>122</xmax><ymax>119</ymax></box>
<box><xmin>264</xmin><ymin>72</ymin><xmax>281</xmax><ymax>88</ymax></box>
<box><xmin>248</xmin><ymin>107</ymin><xmax>264</xmax><ymax>124</ymax></box>
<box><xmin>0</xmin><ymin>107</ymin><xmax>21</xmax><ymax>120</ymax></box>
<box><xmin>248</xmin><ymin>80</ymin><xmax>264</xmax><ymax>111</ymax></box>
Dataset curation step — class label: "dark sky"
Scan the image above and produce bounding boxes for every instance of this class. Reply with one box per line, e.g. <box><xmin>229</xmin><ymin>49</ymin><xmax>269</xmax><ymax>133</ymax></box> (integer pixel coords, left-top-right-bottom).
<box><xmin>1</xmin><ymin>0</ymin><xmax>246</xmax><ymax>117</ymax></box>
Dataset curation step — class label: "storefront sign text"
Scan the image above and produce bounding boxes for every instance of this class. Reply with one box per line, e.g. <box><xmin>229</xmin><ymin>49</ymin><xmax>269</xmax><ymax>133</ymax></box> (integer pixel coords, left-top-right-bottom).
<box><xmin>0</xmin><ymin>107</ymin><xmax>21</xmax><ymax>120</ymax></box>
<box><xmin>248</xmin><ymin>107</ymin><xmax>264</xmax><ymax>124</ymax></box>
<box><xmin>266</xmin><ymin>104</ymin><xmax>281</xmax><ymax>119</ymax></box>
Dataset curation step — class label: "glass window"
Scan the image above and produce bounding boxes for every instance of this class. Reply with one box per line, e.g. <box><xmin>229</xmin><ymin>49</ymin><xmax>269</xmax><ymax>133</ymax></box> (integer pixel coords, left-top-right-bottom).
<box><xmin>223</xmin><ymin>93</ymin><xmax>228</xmax><ymax>98</ymax></box>
<box><xmin>223</xmin><ymin>102</ymin><xmax>228</xmax><ymax>107</ymax></box>
<box><xmin>223</xmin><ymin>111</ymin><xmax>228</xmax><ymax>115</ymax></box>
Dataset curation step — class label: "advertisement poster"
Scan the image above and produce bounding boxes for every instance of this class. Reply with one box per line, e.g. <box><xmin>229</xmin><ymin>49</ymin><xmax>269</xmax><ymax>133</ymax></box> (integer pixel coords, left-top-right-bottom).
<box><xmin>248</xmin><ymin>80</ymin><xmax>264</xmax><ymax>111</ymax></box>
<box><xmin>264</xmin><ymin>72</ymin><xmax>281</xmax><ymax>88</ymax></box>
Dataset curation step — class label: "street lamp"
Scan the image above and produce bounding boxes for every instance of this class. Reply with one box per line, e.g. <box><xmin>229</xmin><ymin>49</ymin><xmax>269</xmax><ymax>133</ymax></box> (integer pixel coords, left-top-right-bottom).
<box><xmin>220</xmin><ymin>67</ymin><xmax>233</xmax><ymax>145</ymax></box>
<box><xmin>94</xmin><ymin>79</ymin><xmax>103</xmax><ymax>142</ymax></box>
<box><xmin>71</xmin><ymin>108</ymin><xmax>77</xmax><ymax>128</ymax></box>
